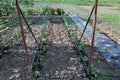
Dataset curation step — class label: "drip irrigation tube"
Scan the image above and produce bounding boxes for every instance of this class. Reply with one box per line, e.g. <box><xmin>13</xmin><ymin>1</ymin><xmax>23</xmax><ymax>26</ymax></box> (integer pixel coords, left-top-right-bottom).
<box><xmin>19</xmin><ymin>5</ymin><xmax>39</xmax><ymax>46</ymax></box>
<box><xmin>61</xmin><ymin>14</ymin><xmax>91</xmax><ymax>79</ymax></box>
<box><xmin>78</xmin><ymin>4</ymin><xmax>95</xmax><ymax>44</ymax></box>
<box><xmin>97</xmin><ymin>74</ymin><xmax>120</xmax><ymax>78</ymax></box>
<box><xmin>32</xmin><ymin>21</ymin><xmax>50</xmax><ymax>79</ymax></box>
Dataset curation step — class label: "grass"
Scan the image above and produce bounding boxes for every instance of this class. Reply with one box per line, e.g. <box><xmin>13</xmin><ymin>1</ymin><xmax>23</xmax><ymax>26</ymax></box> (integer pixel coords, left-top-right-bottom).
<box><xmin>34</xmin><ymin>0</ymin><xmax>120</xmax><ymax>6</ymax></box>
<box><xmin>98</xmin><ymin>12</ymin><xmax>120</xmax><ymax>34</ymax></box>
<box><xmin>98</xmin><ymin>12</ymin><xmax>120</xmax><ymax>26</ymax></box>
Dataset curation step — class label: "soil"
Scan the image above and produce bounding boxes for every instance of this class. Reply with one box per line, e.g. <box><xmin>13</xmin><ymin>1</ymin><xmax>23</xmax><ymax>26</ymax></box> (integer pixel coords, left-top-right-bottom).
<box><xmin>0</xmin><ymin>3</ymin><xmax>120</xmax><ymax>80</ymax></box>
<box><xmin>37</xmin><ymin>16</ymin><xmax>88</xmax><ymax>80</ymax></box>
<box><xmin>0</xmin><ymin>15</ymin><xmax>89</xmax><ymax>80</ymax></box>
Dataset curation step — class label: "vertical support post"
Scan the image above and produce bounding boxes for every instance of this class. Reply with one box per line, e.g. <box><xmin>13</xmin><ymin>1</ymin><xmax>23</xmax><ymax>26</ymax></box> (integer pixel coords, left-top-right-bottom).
<box><xmin>88</xmin><ymin>0</ymin><xmax>98</xmax><ymax>70</ymax></box>
<box><xmin>15</xmin><ymin>0</ymin><xmax>31</xmax><ymax>67</ymax></box>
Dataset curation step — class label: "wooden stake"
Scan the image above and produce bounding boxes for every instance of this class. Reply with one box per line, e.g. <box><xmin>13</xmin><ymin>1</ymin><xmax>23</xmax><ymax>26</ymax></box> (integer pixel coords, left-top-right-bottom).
<box><xmin>15</xmin><ymin>0</ymin><xmax>31</xmax><ymax>67</ymax></box>
<box><xmin>88</xmin><ymin>0</ymin><xmax>98</xmax><ymax>70</ymax></box>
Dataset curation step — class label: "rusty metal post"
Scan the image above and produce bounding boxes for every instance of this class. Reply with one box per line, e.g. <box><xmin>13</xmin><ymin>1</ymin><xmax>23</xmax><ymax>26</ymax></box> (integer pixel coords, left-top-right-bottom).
<box><xmin>88</xmin><ymin>0</ymin><xmax>98</xmax><ymax>70</ymax></box>
<box><xmin>15</xmin><ymin>0</ymin><xmax>31</xmax><ymax>67</ymax></box>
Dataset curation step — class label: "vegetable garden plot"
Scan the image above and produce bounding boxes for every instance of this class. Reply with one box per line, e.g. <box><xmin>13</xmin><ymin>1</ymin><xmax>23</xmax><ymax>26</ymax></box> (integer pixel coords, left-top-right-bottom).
<box><xmin>69</xmin><ymin>14</ymin><xmax>120</xmax><ymax>69</ymax></box>
<box><xmin>35</xmin><ymin>15</ymin><xmax>89</xmax><ymax>80</ymax></box>
<box><xmin>0</xmin><ymin>16</ymin><xmax>49</xmax><ymax>80</ymax></box>
<box><xmin>1</xmin><ymin>0</ymin><xmax>120</xmax><ymax>79</ymax></box>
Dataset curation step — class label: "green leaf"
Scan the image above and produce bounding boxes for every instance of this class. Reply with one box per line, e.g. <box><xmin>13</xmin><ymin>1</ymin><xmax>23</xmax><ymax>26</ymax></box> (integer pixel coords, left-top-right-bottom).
<box><xmin>39</xmin><ymin>55</ymin><xmax>44</xmax><ymax>62</ymax></box>
<box><xmin>78</xmin><ymin>45</ymin><xmax>83</xmax><ymax>51</ymax></box>
<box><xmin>33</xmin><ymin>70</ymin><xmax>40</xmax><ymax>78</ymax></box>
<box><xmin>83</xmin><ymin>56</ymin><xmax>88</xmax><ymax>62</ymax></box>
<box><xmin>91</xmin><ymin>65</ymin><xmax>99</xmax><ymax>75</ymax></box>
<box><xmin>42</xmin><ymin>38</ymin><xmax>47</xmax><ymax>44</ymax></box>
<box><xmin>42</xmin><ymin>46</ymin><xmax>47</xmax><ymax>52</ymax></box>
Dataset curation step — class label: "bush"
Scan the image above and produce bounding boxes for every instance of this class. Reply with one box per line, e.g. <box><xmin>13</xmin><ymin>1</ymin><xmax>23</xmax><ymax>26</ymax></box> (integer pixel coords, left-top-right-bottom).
<box><xmin>49</xmin><ymin>8</ymin><xmax>55</xmax><ymax>15</ymax></box>
<box><xmin>56</xmin><ymin>8</ymin><xmax>65</xmax><ymax>15</ymax></box>
<box><xmin>23</xmin><ymin>7</ymin><xmax>34</xmax><ymax>15</ymax></box>
<box><xmin>38</xmin><ymin>6</ymin><xmax>48</xmax><ymax>15</ymax></box>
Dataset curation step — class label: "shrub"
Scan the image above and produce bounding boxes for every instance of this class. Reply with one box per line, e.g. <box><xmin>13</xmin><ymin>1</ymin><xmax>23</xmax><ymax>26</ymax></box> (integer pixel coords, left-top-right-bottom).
<box><xmin>23</xmin><ymin>7</ymin><xmax>34</xmax><ymax>15</ymax></box>
<box><xmin>38</xmin><ymin>6</ymin><xmax>48</xmax><ymax>15</ymax></box>
<box><xmin>49</xmin><ymin>8</ymin><xmax>55</xmax><ymax>15</ymax></box>
<box><xmin>56</xmin><ymin>8</ymin><xmax>65</xmax><ymax>15</ymax></box>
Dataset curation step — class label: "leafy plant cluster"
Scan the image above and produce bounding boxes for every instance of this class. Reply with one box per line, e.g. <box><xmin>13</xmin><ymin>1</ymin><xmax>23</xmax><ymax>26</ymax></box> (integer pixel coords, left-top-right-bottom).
<box><xmin>38</xmin><ymin>6</ymin><xmax>65</xmax><ymax>15</ymax></box>
<box><xmin>0</xmin><ymin>0</ymin><xmax>16</xmax><ymax>16</ymax></box>
<box><xmin>62</xmin><ymin>13</ymin><xmax>88</xmax><ymax>62</ymax></box>
<box><xmin>0</xmin><ymin>28</ymin><xmax>22</xmax><ymax>59</ymax></box>
<box><xmin>90</xmin><ymin>65</ymin><xmax>108</xmax><ymax>80</ymax></box>
<box><xmin>62</xmin><ymin>13</ymin><xmax>109</xmax><ymax>80</ymax></box>
<box><xmin>32</xmin><ymin>21</ymin><xmax>50</xmax><ymax>79</ymax></box>
<box><xmin>0</xmin><ymin>0</ymin><xmax>34</xmax><ymax>16</ymax></box>
<box><xmin>23</xmin><ymin>7</ymin><xmax>35</xmax><ymax>15</ymax></box>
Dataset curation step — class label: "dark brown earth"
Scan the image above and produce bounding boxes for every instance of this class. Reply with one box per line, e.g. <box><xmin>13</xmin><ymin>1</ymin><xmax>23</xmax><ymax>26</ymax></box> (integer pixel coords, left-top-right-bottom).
<box><xmin>0</xmin><ymin>3</ymin><xmax>120</xmax><ymax>80</ymax></box>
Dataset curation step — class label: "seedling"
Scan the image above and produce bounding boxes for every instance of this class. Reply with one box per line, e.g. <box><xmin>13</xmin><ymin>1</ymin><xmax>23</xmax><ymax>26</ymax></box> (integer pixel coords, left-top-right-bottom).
<box><xmin>4</xmin><ymin>43</ymin><xmax>11</xmax><ymax>50</ymax></box>
<box><xmin>91</xmin><ymin>65</ymin><xmax>99</xmax><ymax>77</ymax></box>
<box><xmin>16</xmin><ymin>31</ymin><xmax>21</xmax><ymax>37</ymax></box>
<box><xmin>44</xmin><ymin>31</ymin><xmax>49</xmax><ymax>36</ymax></box>
<box><xmin>70</xmin><ymin>31</ymin><xmax>74</xmax><ymax>36</ymax></box>
<box><xmin>42</xmin><ymin>46</ymin><xmax>47</xmax><ymax>52</ymax></box>
<box><xmin>42</xmin><ymin>38</ymin><xmax>47</xmax><ymax>44</ymax></box>
<box><xmin>72</xmin><ymin>37</ymin><xmax>77</xmax><ymax>43</ymax></box>
<box><xmin>11</xmin><ymin>36</ymin><xmax>15</xmax><ymax>42</ymax></box>
<box><xmin>104</xmin><ymin>46</ymin><xmax>109</xmax><ymax>52</ymax></box>
<box><xmin>78</xmin><ymin>45</ymin><xmax>83</xmax><ymax>51</ymax></box>
<box><xmin>33</xmin><ymin>70</ymin><xmax>40</xmax><ymax>78</ymax></box>
<box><xmin>45</xmin><ymin>27</ymin><xmax>49</xmax><ymax>32</ymax></box>
<box><xmin>111</xmin><ymin>54</ymin><xmax>119</xmax><ymax>60</ymax></box>
<box><xmin>39</xmin><ymin>55</ymin><xmax>45</xmax><ymax>62</ymax></box>
<box><xmin>67</xmin><ymin>27</ymin><xmax>70</xmax><ymax>31</ymax></box>
<box><xmin>83</xmin><ymin>56</ymin><xmax>88</xmax><ymax>62</ymax></box>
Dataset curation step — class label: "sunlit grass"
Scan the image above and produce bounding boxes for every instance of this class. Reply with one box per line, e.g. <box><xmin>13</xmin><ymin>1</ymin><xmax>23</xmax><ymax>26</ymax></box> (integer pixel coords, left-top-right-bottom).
<box><xmin>34</xmin><ymin>0</ymin><xmax>120</xmax><ymax>6</ymax></box>
<box><xmin>98</xmin><ymin>12</ymin><xmax>120</xmax><ymax>26</ymax></box>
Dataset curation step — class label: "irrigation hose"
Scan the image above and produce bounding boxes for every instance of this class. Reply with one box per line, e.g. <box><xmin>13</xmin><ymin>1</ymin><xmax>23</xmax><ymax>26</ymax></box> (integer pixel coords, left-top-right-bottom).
<box><xmin>78</xmin><ymin>4</ymin><xmax>95</xmax><ymax>44</ymax></box>
<box><xmin>97</xmin><ymin>74</ymin><xmax>120</xmax><ymax>78</ymax></box>
<box><xmin>18</xmin><ymin>5</ymin><xmax>39</xmax><ymax>46</ymax></box>
<box><xmin>62</xmin><ymin>15</ymin><xmax>91</xmax><ymax>79</ymax></box>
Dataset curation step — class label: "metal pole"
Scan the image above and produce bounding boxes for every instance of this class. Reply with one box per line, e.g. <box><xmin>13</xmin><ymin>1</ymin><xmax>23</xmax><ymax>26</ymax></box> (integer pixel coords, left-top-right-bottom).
<box><xmin>88</xmin><ymin>0</ymin><xmax>98</xmax><ymax>70</ymax></box>
<box><xmin>15</xmin><ymin>0</ymin><xmax>31</xmax><ymax>67</ymax></box>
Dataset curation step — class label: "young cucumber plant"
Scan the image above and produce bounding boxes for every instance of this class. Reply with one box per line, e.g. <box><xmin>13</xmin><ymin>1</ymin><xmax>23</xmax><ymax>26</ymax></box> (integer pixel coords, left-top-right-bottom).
<box><xmin>69</xmin><ymin>31</ymin><xmax>74</xmax><ymax>36</ymax></box>
<box><xmin>91</xmin><ymin>64</ymin><xmax>99</xmax><ymax>78</ymax></box>
<box><xmin>42</xmin><ymin>38</ymin><xmax>47</xmax><ymax>45</ymax></box>
<box><xmin>104</xmin><ymin>46</ymin><xmax>109</xmax><ymax>52</ymax></box>
<box><xmin>83</xmin><ymin>56</ymin><xmax>88</xmax><ymax>62</ymax></box>
<box><xmin>39</xmin><ymin>55</ymin><xmax>45</xmax><ymax>62</ymax></box>
<box><xmin>42</xmin><ymin>46</ymin><xmax>47</xmax><ymax>53</ymax></box>
<box><xmin>16</xmin><ymin>30</ymin><xmax>21</xmax><ymax>37</ymax></box>
<box><xmin>4</xmin><ymin>42</ymin><xmax>11</xmax><ymax>50</ymax></box>
<box><xmin>77</xmin><ymin>45</ymin><xmax>83</xmax><ymax>52</ymax></box>
<box><xmin>44</xmin><ymin>31</ymin><xmax>49</xmax><ymax>37</ymax></box>
<box><xmin>33</xmin><ymin>69</ymin><xmax>41</xmax><ymax>79</ymax></box>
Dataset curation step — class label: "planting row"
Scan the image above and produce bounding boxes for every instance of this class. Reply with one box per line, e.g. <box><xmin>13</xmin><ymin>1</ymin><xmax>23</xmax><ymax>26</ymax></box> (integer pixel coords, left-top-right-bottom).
<box><xmin>62</xmin><ymin>14</ymin><xmax>109</xmax><ymax>80</ymax></box>
<box><xmin>32</xmin><ymin>20</ymin><xmax>50</xmax><ymax>79</ymax></box>
<box><xmin>0</xmin><ymin>15</ymin><xmax>42</xmax><ymax>59</ymax></box>
<box><xmin>22</xmin><ymin>6</ymin><xmax>65</xmax><ymax>16</ymax></box>
<box><xmin>69</xmin><ymin>14</ymin><xmax>120</xmax><ymax>69</ymax></box>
